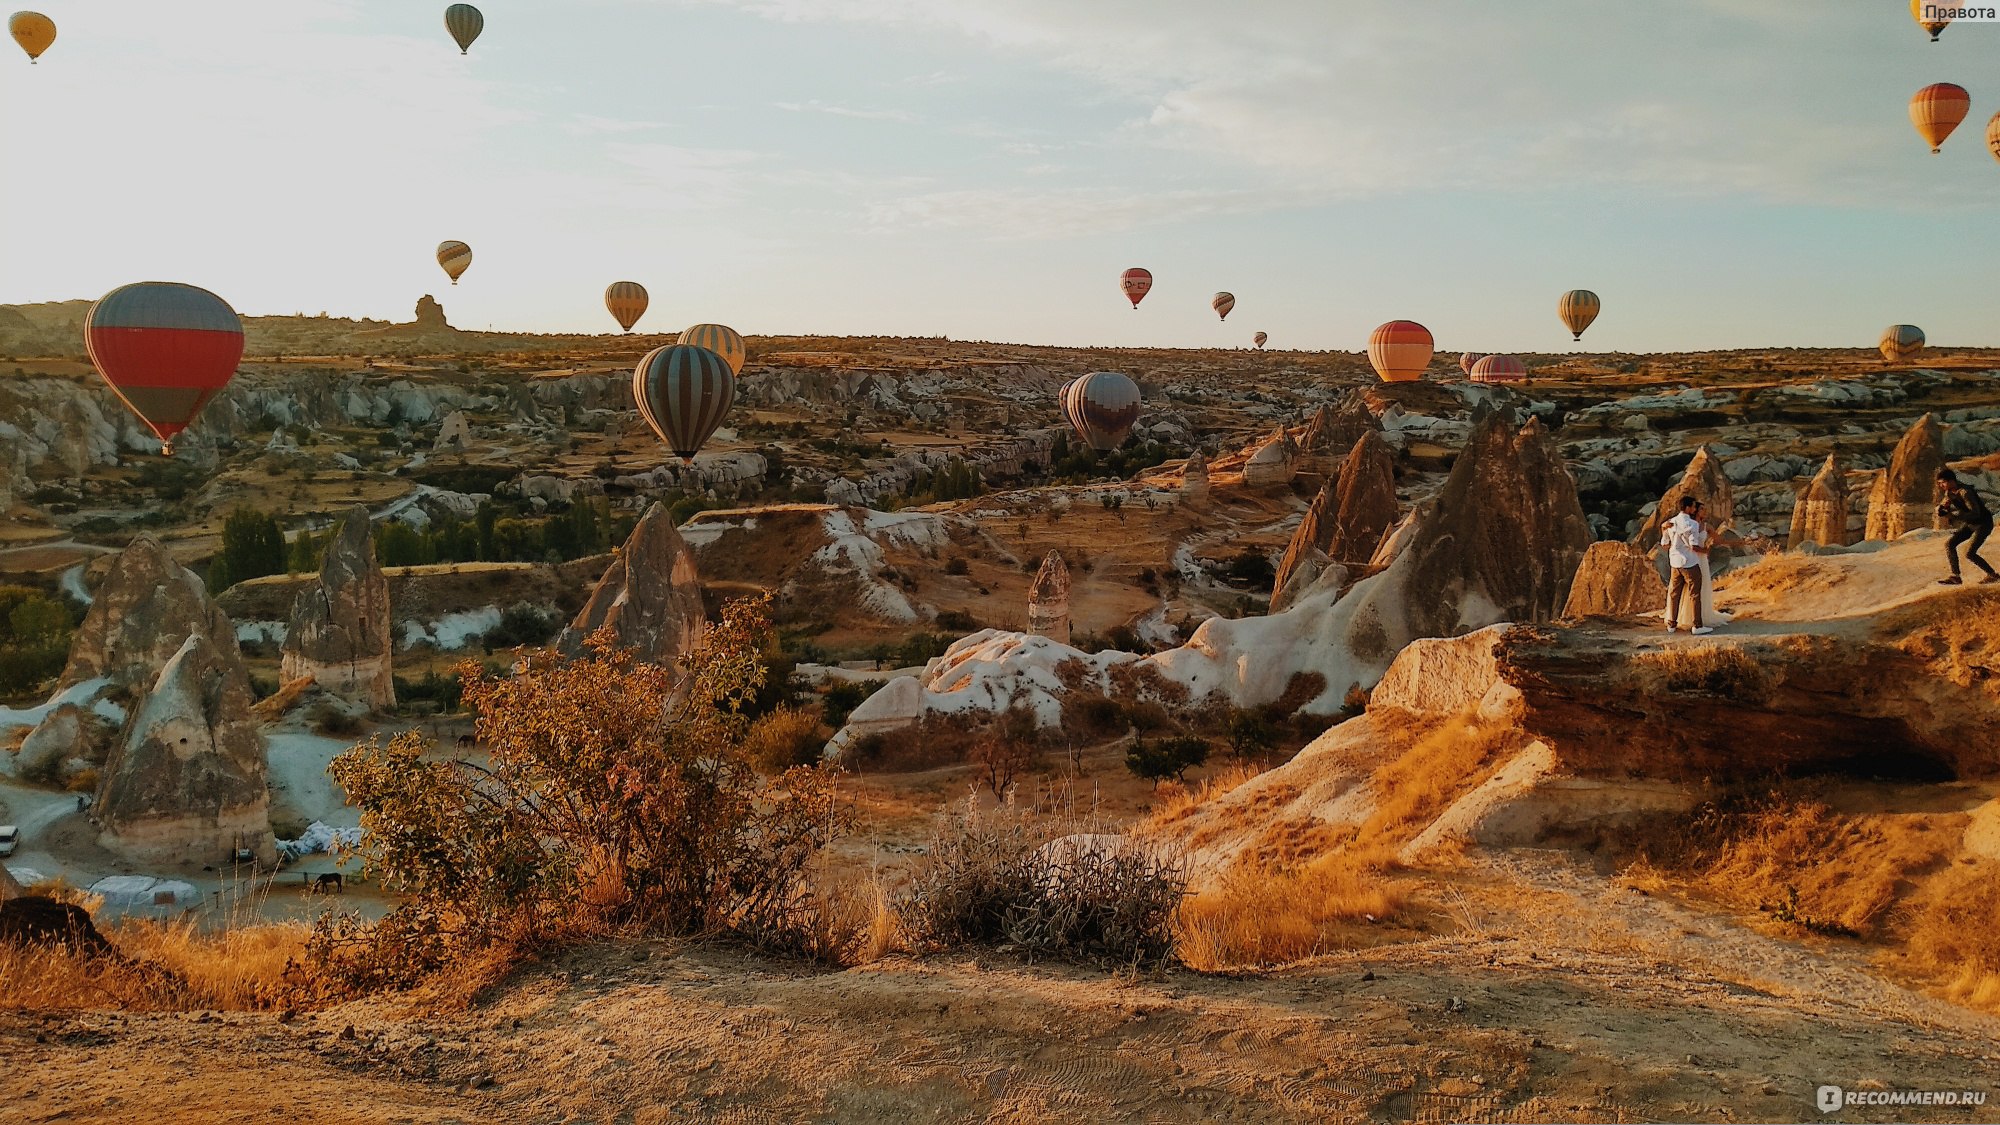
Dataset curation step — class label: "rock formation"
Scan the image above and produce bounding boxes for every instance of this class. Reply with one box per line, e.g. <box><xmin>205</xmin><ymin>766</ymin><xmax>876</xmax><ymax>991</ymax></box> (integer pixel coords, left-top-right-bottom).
<box><xmin>413</xmin><ymin>295</ymin><xmax>450</xmax><ymax>331</ymax></box>
<box><xmin>557</xmin><ymin>502</ymin><xmax>706</xmax><ymax>663</ymax></box>
<box><xmin>1865</xmin><ymin>414</ymin><xmax>1945</xmax><ymax>541</ymax></box>
<box><xmin>1241</xmin><ymin>427</ymin><xmax>1297</xmax><ymax>489</ymax></box>
<box><xmin>1298</xmin><ymin>391</ymin><xmax>1379</xmax><ymax>477</ymax></box>
<box><xmin>1634</xmin><ymin>445</ymin><xmax>1734</xmax><ymax>552</ymax></box>
<box><xmin>53</xmin><ymin>537</ymin><xmax>235</xmax><ymax>696</ymax></box>
<box><xmin>1026</xmin><ymin>552</ymin><xmax>1072</xmax><ymax>646</ymax></box>
<box><xmin>1271</xmin><ymin>484</ymin><xmax>1337</xmax><ymax>614</ymax></box>
<box><xmin>434</xmin><ymin>410</ymin><xmax>472</xmax><ymax>452</ymax></box>
<box><xmin>281</xmin><ymin>507</ymin><xmax>394</xmax><ymax>708</ymax></box>
<box><xmin>1324</xmin><ymin>431</ymin><xmax>1399</xmax><ymax>570</ymax></box>
<box><xmin>1789</xmin><ymin>454</ymin><xmax>1850</xmax><ymax>549</ymax></box>
<box><xmin>1560</xmin><ymin>541</ymin><xmax>1664</xmax><ymax>618</ymax></box>
<box><xmin>95</xmin><ymin>633</ymin><xmax>275</xmax><ymax>867</ymax></box>
<box><xmin>1180</xmin><ymin>451</ymin><xmax>1210</xmax><ymax>503</ymax></box>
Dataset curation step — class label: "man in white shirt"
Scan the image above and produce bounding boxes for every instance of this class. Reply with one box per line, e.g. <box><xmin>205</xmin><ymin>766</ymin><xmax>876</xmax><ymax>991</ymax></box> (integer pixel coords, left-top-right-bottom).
<box><xmin>1662</xmin><ymin>496</ymin><xmax>1713</xmax><ymax>636</ymax></box>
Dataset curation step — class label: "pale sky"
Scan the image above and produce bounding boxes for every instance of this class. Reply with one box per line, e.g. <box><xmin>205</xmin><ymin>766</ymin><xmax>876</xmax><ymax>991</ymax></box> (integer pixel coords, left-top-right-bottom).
<box><xmin>1</xmin><ymin>0</ymin><xmax>1995</xmax><ymax>352</ymax></box>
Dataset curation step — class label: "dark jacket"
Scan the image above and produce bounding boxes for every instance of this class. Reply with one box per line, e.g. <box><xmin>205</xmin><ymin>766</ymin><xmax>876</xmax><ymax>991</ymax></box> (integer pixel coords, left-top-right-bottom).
<box><xmin>1940</xmin><ymin>485</ymin><xmax>1993</xmax><ymax>528</ymax></box>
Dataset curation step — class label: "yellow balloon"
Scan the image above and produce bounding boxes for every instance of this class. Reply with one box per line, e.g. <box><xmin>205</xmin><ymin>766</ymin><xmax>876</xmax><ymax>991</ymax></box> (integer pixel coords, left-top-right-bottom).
<box><xmin>437</xmin><ymin>241</ymin><xmax>473</xmax><ymax>285</ymax></box>
<box><xmin>9</xmin><ymin>11</ymin><xmax>55</xmax><ymax>63</ymax></box>
<box><xmin>605</xmin><ymin>282</ymin><xmax>649</xmax><ymax>334</ymax></box>
<box><xmin>676</xmin><ymin>323</ymin><xmax>745</xmax><ymax>374</ymax></box>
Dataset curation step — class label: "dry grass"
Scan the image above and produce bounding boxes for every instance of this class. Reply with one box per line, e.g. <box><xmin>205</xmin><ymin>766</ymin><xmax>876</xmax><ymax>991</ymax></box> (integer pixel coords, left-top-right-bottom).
<box><xmin>0</xmin><ymin>916</ymin><xmax>308</xmax><ymax>1012</ymax></box>
<box><xmin>1175</xmin><ymin>852</ymin><xmax>1405</xmax><ymax>971</ymax></box>
<box><xmin>1633</xmin><ymin>646</ymin><xmax>1772</xmax><ymax>704</ymax></box>
<box><xmin>1145</xmin><ymin>761</ymin><xmax>1265</xmax><ymax>828</ymax></box>
<box><xmin>1354</xmin><ymin>715</ymin><xmax>1520</xmax><ymax>847</ymax></box>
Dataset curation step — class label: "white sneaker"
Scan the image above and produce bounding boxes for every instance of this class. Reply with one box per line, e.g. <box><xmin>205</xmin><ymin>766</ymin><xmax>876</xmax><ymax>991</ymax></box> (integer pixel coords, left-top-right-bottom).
<box><xmin>1692</xmin><ymin>626</ymin><xmax>1715</xmax><ymax>636</ymax></box>
<box><xmin>1665</xmin><ymin>625</ymin><xmax>1678</xmax><ymax>634</ymax></box>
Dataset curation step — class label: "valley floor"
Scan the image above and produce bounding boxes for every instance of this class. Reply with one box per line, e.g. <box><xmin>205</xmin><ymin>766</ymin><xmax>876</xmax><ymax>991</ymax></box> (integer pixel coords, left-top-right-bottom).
<box><xmin>8</xmin><ymin>853</ymin><xmax>1998</xmax><ymax>1124</ymax></box>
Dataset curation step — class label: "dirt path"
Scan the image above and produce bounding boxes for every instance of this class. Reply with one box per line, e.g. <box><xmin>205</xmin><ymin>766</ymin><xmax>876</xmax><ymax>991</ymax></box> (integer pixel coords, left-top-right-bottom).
<box><xmin>8</xmin><ymin>918</ymin><xmax>1999</xmax><ymax>1124</ymax></box>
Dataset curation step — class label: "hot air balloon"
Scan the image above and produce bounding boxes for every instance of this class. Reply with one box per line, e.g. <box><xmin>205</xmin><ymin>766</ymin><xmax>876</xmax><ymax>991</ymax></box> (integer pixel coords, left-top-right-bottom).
<box><xmin>1912</xmin><ymin>0</ymin><xmax>1948</xmax><ymax>41</ymax></box>
<box><xmin>1367</xmin><ymin>321</ymin><xmax>1434</xmax><ymax>384</ymax></box>
<box><xmin>1120</xmin><ymin>268</ymin><xmax>1152</xmax><ymax>310</ymax></box>
<box><xmin>1253</xmin><ymin>331</ymin><xmax>1268</xmax><ymax>350</ymax></box>
<box><xmin>84</xmin><ymin>283</ymin><xmax>245</xmax><ymax>457</ymax></box>
<box><xmin>1911</xmin><ymin>83</ymin><xmax>1971</xmax><ymax>154</ymax></box>
<box><xmin>445</xmin><ymin>4</ymin><xmax>483</xmax><ymax>54</ymax></box>
<box><xmin>1212</xmin><ymin>292</ymin><xmax>1236</xmax><ymax>321</ymax></box>
<box><xmin>1459</xmin><ymin>352</ymin><xmax>1486</xmax><ymax>376</ymax></box>
<box><xmin>9</xmin><ymin>11</ymin><xmax>53</xmax><ymax>62</ymax></box>
<box><xmin>633</xmin><ymin>345</ymin><xmax>736</xmax><ymax>463</ymax></box>
<box><xmin>1469</xmin><ymin>355</ymin><xmax>1528</xmax><ymax>385</ymax></box>
<box><xmin>437</xmin><ymin>241</ymin><xmax>472</xmax><ymax>285</ymax></box>
<box><xmin>1558</xmin><ymin>290</ymin><xmax>1601</xmax><ymax>341</ymax></box>
<box><xmin>605</xmin><ymin>282</ymin><xmax>649</xmax><ymax>334</ymax></box>
<box><xmin>1063</xmin><ymin>371</ymin><xmax>1142</xmax><ymax>451</ymax></box>
<box><xmin>1987</xmin><ymin>110</ymin><xmax>2000</xmax><ymax>164</ymax></box>
<box><xmin>677</xmin><ymin>323</ymin><xmax>745</xmax><ymax>374</ymax></box>
<box><xmin>1880</xmin><ymin>324</ymin><xmax>1926</xmax><ymax>363</ymax></box>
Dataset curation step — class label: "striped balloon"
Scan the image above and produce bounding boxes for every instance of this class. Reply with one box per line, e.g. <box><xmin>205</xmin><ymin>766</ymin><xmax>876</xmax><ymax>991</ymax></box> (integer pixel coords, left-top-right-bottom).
<box><xmin>1879</xmin><ymin>324</ymin><xmax>1926</xmax><ymax>363</ymax></box>
<box><xmin>1558</xmin><ymin>290</ymin><xmax>1601</xmax><ymax>341</ymax></box>
<box><xmin>1367</xmin><ymin>321</ymin><xmax>1434</xmax><ymax>383</ymax></box>
<box><xmin>1987</xmin><ymin>110</ymin><xmax>2000</xmax><ymax>164</ymax></box>
<box><xmin>10</xmin><ymin>11</ymin><xmax>55</xmax><ymax>62</ymax></box>
<box><xmin>1063</xmin><ymin>371</ymin><xmax>1142</xmax><ymax>452</ymax></box>
<box><xmin>1253</xmin><ymin>331</ymin><xmax>1268</xmax><ymax>349</ymax></box>
<box><xmin>1469</xmin><ymin>355</ymin><xmax>1528</xmax><ymax>385</ymax></box>
<box><xmin>634</xmin><ymin>345</ymin><xmax>736</xmax><ymax>463</ymax></box>
<box><xmin>605</xmin><ymin>282</ymin><xmax>649</xmax><ymax>333</ymax></box>
<box><xmin>1911</xmin><ymin>84</ymin><xmax>1971</xmax><ymax>154</ymax></box>
<box><xmin>1459</xmin><ymin>352</ymin><xmax>1486</xmax><ymax>376</ymax></box>
<box><xmin>1120</xmin><ymin>268</ymin><xmax>1152</xmax><ymax>309</ymax></box>
<box><xmin>437</xmin><ymin>241</ymin><xmax>472</xmax><ymax>285</ymax></box>
<box><xmin>85</xmin><ymin>282</ymin><xmax>245</xmax><ymax>456</ymax></box>
<box><xmin>1212</xmin><ymin>292</ymin><xmax>1235</xmax><ymax>321</ymax></box>
<box><xmin>444</xmin><ymin>4</ymin><xmax>483</xmax><ymax>53</ymax></box>
<box><xmin>676</xmin><ymin>323</ymin><xmax>746</xmax><ymax>374</ymax></box>
<box><xmin>1912</xmin><ymin>0</ymin><xmax>1948</xmax><ymax>41</ymax></box>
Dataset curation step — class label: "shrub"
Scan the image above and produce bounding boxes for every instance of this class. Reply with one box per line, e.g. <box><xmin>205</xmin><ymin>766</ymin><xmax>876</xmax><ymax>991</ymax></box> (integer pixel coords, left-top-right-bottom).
<box><xmin>968</xmin><ymin>707</ymin><xmax>1044</xmax><ymax>796</ymax></box>
<box><xmin>821</xmin><ymin>680</ymin><xmax>872</xmax><ymax>729</ymax></box>
<box><xmin>312</xmin><ymin>600</ymin><xmax>851</xmax><ymax>999</ymax></box>
<box><xmin>309</xmin><ymin>702</ymin><xmax>362</xmax><ymax>738</ymax></box>
<box><xmin>943</xmin><ymin>557</ymin><xmax>970</xmax><ymax>576</ymax></box>
<box><xmin>1126</xmin><ymin>736</ymin><xmax>1210</xmax><ymax>788</ymax></box>
<box><xmin>481</xmin><ymin>603</ymin><xmax>559</xmax><ymax>651</ymax></box>
<box><xmin>63</xmin><ymin>768</ymin><xmax>99</xmax><ymax>794</ymax></box>
<box><xmin>898</xmin><ymin>801</ymin><xmax>1185</xmax><ymax>968</ymax></box>
<box><xmin>743</xmin><ymin>706</ymin><xmax>825</xmax><ymax>774</ymax></box>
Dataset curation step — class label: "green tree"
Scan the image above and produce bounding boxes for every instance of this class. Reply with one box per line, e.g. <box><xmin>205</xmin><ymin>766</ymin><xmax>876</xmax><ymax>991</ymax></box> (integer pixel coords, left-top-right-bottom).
<box><xmin>1125</xmin><ymin>736</ymin><xmax>1210</xmax><ymax>788</ymax></box>
<box><xmin>211</xmin><ymin>508</ymin><xmax>286</xmax><ymax>592</ymax></box>
<box><xmin>474</xmin><ymin>502</ymin><xmax>498</xmax><ymax>561</ymax></box>
<box><xmin>8</xmin><ymin>596</ymin><xmax>69</xmax><ymax>645</ymax></box>
<box><xmin>375</xmin><ymin>522</ymin><xmax>432</xmax><ymax>568</ymax></box>
<box><xmin>288</xmin><ymin>528</ymin><xmax>322</xmax><ymax>574</ymax></box>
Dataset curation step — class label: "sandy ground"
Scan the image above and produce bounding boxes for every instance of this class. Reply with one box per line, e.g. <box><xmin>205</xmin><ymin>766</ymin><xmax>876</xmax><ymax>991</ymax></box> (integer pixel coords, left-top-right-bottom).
<box><xmin>8</xmin><ymin>851</ymin><xmax>2000</xmax><ymax>1124</ymax></box>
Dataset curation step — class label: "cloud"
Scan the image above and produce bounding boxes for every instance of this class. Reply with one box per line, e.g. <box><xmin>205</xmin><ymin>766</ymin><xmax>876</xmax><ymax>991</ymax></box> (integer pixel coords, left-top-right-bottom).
<box><xmin>774</xmin><ymin>99</ymin><xmax>919</xmax><ymax>122</ymax></box>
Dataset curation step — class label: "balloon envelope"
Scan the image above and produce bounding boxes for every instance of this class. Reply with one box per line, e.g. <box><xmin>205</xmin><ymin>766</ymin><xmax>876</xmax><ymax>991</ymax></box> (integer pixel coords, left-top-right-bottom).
<box><xmin>437</xmin><ymin>241</ymin><xmax>472</xmax><ymax>284</ymax></box>
<box><xmin>1987</xmin><ymin>110</ymin><xmax>2000</xmax><ymax>164</ymax></box>
<box><xmin>445</xmin><ymin>4</ymin><xmax>483</xmax><ymax>53</ymax></box>
<box><xmin>1063</xmin><ymin>371</ymin><xmax>1142</xmax><ymax>451</ymax></box>
<box><xmin>1367</xmin><ymin>321</ymin><xmax>1434</xmax><ymax>383</ymax></box>
<box><xmin>1212</xmin><ymin>292</ymin><xmax>1235</xmax><ymax>321</ymax></box>
<box><xmin>9</xmin><ymin>11</ymin><xmax>54</xmax><ymax>61</ymax></box>
<box><xmin>1469</xmin><ymin>355</ymin><xmax>1528</xmax><ymax>385</ymax></box>
<box><xmin>1558</xmin><ymin>290</ymin><xmax>1601</xmax><ymax>341</ymax></box>
<box><xmin>605</xmin><ymin>282</ymin><xmax>649</xmax><ymax>333</ymax></box>
<box><xmin>1120</xmin><ymin>268</ymin><xmax>1152</xmax><ymax>309</ymax></box>
<box><xmin>1459</xmin><ymin>352</ymin><xmax>1486</xmax><ymax>376</ymax></box>
<box><xmin>1912</xmin><ymin>0</ymin><xmax>1948</xmax><ymax>40</ymax></box>
<box><xmin>1911</xmin><ymin>84</ymin><xmax>1971</xmax><ymax>153</ymax></box>
<box><xmin>1253</xmin><ymin>331</ymin><xmax>1268</xmax><ymax>349</ymax></box>
<box><xmin>633</xmin><ymin>345</ymin><xmax>736</xmax><ymax>462</ymax></box>
<box><xmin>677</xmin><ymin>323</ymin><xmax>746</xmax><ymax>374</ymax></box>
<box><xmin>85</xmin><ymin>282</ymin><xmax>245</xmax><ymax>455</ymax></box>
<box><xmin>1879</xmin><ymin>324</ymin><xmax>1926</xmax><ymax>363</ymax></box>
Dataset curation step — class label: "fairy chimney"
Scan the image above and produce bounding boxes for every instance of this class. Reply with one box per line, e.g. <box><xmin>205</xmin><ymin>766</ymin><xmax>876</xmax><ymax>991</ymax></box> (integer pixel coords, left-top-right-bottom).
<box><xmin>1027</xmin><ymin>551</ymin><xmax>1072</xmax><ymax>646</ymax></box>
<box><xmin>1180</xmin><ymin>450</ymin><xmax>1210</xmax><ymax>503</ymax></box>
<box><xmin>1865</xmin><ymin>414</ymin><xmax>1946</xmax><ymax>541</ymax></box>
<box><xmin>1789</xmin><ymin>454</ymin><xmax>1851</xmax><ymax>549</ymax></box>
<box><xmin>281</xmin><ymin>506</ymin><xmax>395</xmax><ymax>709</ymax></box>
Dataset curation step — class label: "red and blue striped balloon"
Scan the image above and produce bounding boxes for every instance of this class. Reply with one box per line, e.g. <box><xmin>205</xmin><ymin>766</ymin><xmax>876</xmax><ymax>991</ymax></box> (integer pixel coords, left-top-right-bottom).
<box><xmin>633</xmin><ymin>344</ymin><xmax>736</xmax><ymax>463</ymax></box>
<box><xmin>85</xmin><ymin>282</ymin><xmax>244</xmax><ymax>456</ymax></box>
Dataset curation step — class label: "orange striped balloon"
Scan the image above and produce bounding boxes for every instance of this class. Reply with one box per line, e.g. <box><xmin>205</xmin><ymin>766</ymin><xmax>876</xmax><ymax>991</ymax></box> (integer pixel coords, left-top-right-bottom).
<box><xmin>605</xmin><ymin>282</ymin><xmax>649</xmax><ymax>333</ymax></box>
<box><xmin>1367</xmin><ymin>321</ymin><xmax>1433</xmax><ymax>383</ymax></box>
<box><xmin>1879</xmin><ymin>324</ymin><xmax>1925</xmax><ymax>363</ymax></box>
<box><xmin>676</xmin><ymin>323</ymin><xmax>745</xmax><ymax>374</ymax></box>
<box><xmin>1987</xmin><ymin>110</ymin><xmax>2000</xmax><ymax>164</ymax></box>
<box><xmin>437</xmin><ymin>241</ymin><xmax>472</xmax><ymax>285</ymax></box>
<box><xmin>1253</xmin><ymin>331</ymin><xmax>1268</xmax><ymax>349</ymax></box>
<box><xmin>1212</xmin><ymin>292</ymin><xmax>1235</xmax><ymax>321</ymax></box>
<box><xmin>1558</xmin><ymin>290</ymin><xmax>1601</xmax><ymax>341</ymax></box>
<box><xmin>1469</xmin><ymin>355</ymin><xmax>1527</xmax><ymax>385</ymax></box>
<box><xmin>1911</xmin><ymin>83</ymin><xmax>1971</xmax><ymax>154</ymax></box>
<box><xmin>1459</xmin><ymin>353</ymin><xmax>1485</xmax><ymax>376</ymax></box>
<box><xmin>1912</xmin><ymin>0</ymin><xmax>1948</xmax><ymax>41</ymax></box>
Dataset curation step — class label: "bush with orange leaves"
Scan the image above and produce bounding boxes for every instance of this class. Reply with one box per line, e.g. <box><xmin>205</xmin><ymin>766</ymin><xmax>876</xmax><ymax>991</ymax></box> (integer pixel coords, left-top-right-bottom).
<box><xmin>302</xmin><ymin>598</ymin><xmax>853</xmax><ymax>998</ymax></box>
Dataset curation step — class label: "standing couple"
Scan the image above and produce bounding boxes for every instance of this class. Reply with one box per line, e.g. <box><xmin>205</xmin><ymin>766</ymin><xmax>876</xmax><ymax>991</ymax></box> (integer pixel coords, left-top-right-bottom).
<box><xmin>1661</xmin><ymin>495</ymin><xmax>1727</xmax><ymax>636</ymax></box>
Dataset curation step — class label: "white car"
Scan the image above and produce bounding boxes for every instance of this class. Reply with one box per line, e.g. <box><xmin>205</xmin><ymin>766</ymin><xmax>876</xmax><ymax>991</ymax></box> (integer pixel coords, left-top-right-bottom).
<box><xmin>0</xmin><ymin>826</ymin><xmax>18</xmax><ymax>857</ymax></box>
